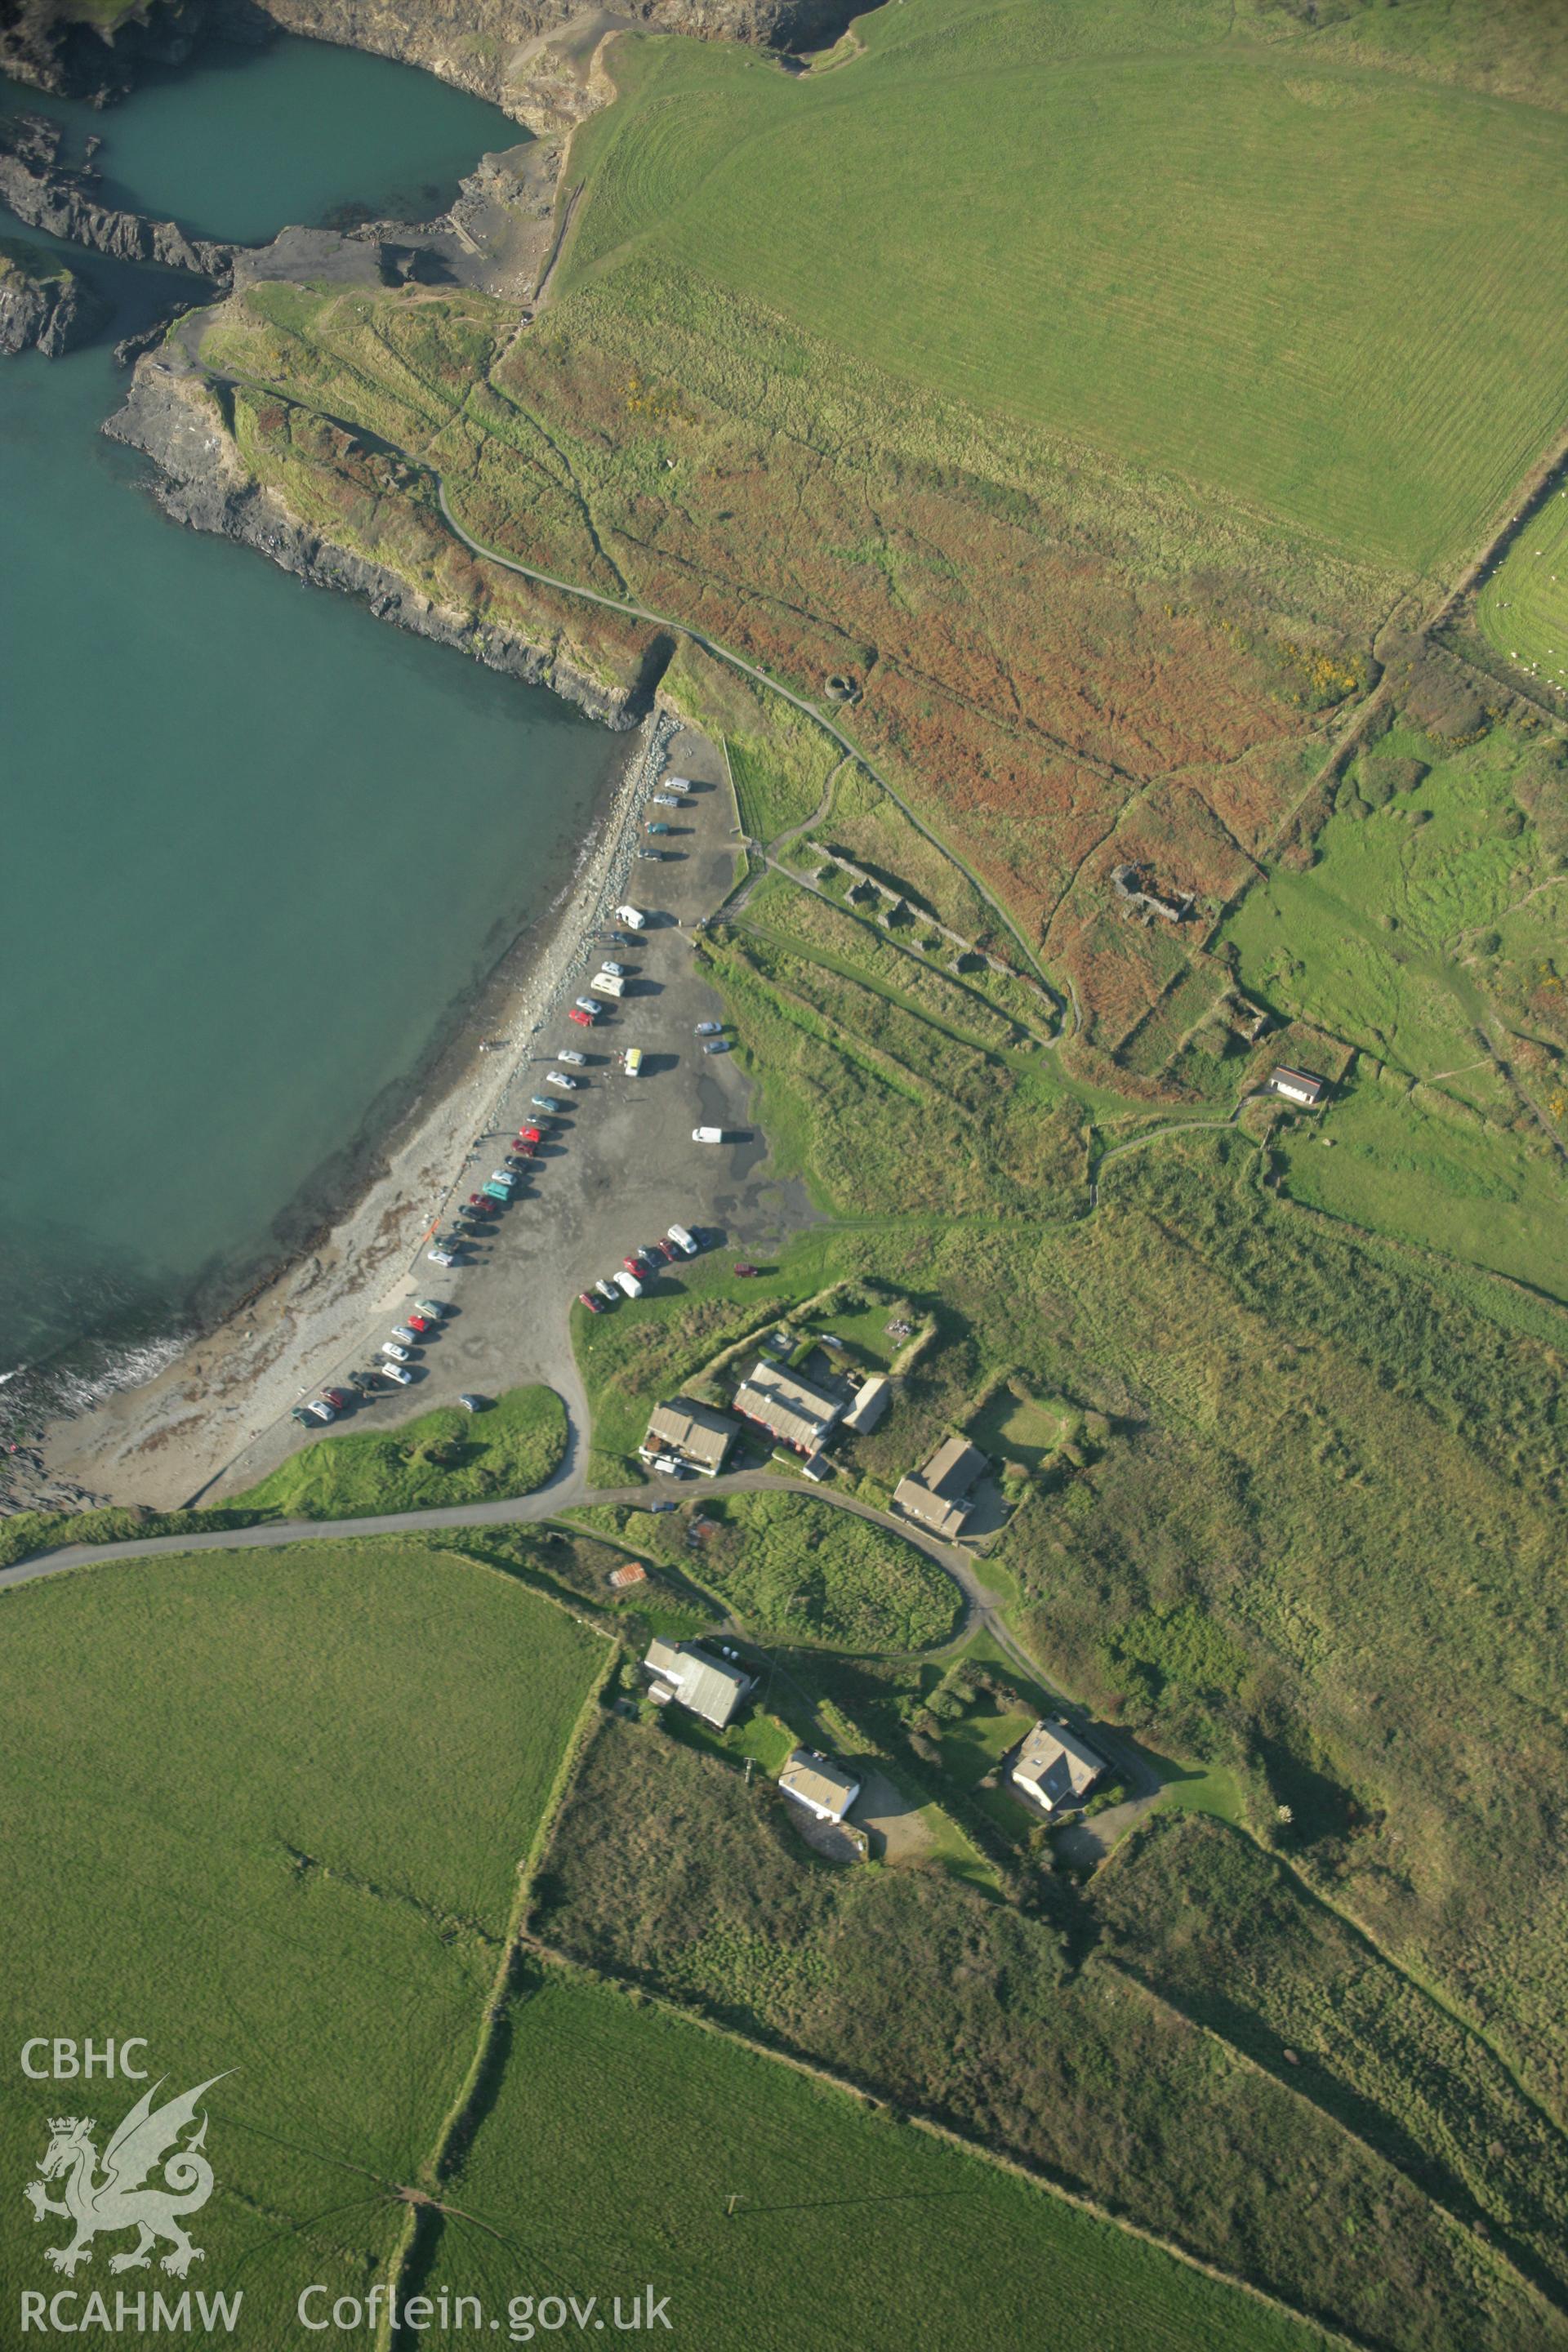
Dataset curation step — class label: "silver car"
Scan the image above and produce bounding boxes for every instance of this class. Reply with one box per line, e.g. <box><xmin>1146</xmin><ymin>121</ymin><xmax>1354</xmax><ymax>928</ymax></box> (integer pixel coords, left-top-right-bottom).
<box><xmin>557</xmin><ymin>1049</ymin><xmax>587</xmax><ymax>1067</ymax></box>
<box><xmin>546</xmin><ymin>1071</ymin><xmax>578</xmax><ymax>1090</ymax></box>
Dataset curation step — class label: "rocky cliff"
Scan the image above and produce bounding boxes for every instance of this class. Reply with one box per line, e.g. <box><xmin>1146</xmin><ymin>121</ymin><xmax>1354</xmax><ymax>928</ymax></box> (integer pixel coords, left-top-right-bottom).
<box><xmin>1</xmin><ymin>0</ymin><xmax>862</xmax><ymax>119</ymax></box>
<box><xmin>0</xmin><ymin>114</ymin><xmax>238</xmax><ymax>277</ymax></box>
<box><xmin>105</xmin><ymin>359</ymin><xmax>655</xmax><ymax>727</ymax></box>
<box><xmin>0</xmin><ymin>234</ymin><xmax>104</xmax><ymax>351</ymax></box>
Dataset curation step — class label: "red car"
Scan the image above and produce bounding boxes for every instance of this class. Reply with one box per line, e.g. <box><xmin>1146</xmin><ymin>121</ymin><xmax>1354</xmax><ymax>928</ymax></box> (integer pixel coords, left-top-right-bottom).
<box><xmin>649</xmin><ymin>1238</ymin><xmax>679</xmax><ymax>1263</ymax></box>
<box><xmin>733</xmin><ymin>1264</ymin><xmax>759</xmax><ymax>1278</ymax></box>
<box><xmin>320</xmin><ymin>1388</ymin><xmax>350</xmax><ymax>1409</ymax></box>
<box><xmin>568</xmin><ymin>1008</ymin><xmax>595</xmax><ymax>1028</ymax></box>
<box><xmin>467</xmin><ymin>1195</ymin><xmax>499</xmax><ymax>1216</ymax></box>
<box><xmin>578</xmin><ymin>1290</ymin><xmax>604</xmax><ymax>1316</ymax></box>
<box><xmin>518</xmin><ymin>1127</ymin><xmax>543</xmax><ymax>1144</ymax></box>
<box><xmin>623</xmin><ymin>1254</ymin><xmax>650</xmax><ymax>1276</ymax></box>
<box><xmin>403</xmin><ymin>1316</ymin><xmax>432</xmax><ymax>1336</ymax></box>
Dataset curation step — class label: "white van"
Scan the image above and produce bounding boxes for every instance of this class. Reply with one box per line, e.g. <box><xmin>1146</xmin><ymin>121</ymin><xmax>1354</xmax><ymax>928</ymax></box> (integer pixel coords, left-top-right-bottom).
<box><xmin>693</xmin><ymin>1127</ymin><xmax>723</xmax><ymax>1144</ymax></box>
<box><xmin>615</xmin><ymin>905</ymin><xmax>647</xmax><ymax>930</ymax></box>
<box><xmin>613</xmin><ymin>1268</ymin><xmax>644</xmax><ymax>1298</ymax></box>
<box><xmin>666</xmin><ymin>1223</ymin><xmax>697</xmax><ymax>1255</ymax></box>
<box><xmin>590</xmin><ymin>973</ymin><xmax>626</xmax><ymax>997</ymax></box>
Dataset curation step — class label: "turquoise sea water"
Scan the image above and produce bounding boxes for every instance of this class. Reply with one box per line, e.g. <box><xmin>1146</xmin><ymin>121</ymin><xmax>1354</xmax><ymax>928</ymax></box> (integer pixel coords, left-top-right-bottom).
<box><xmin>0</xmin><ymin>45</ymin><xmax>617</xmax><ymax>1395</ymax></box>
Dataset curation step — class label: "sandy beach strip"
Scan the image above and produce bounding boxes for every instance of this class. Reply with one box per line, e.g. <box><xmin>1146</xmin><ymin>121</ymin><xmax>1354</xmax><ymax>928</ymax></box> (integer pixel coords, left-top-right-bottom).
<box><xmin>37</xmin><ymin>704</ymin><xmax>682</xmax><ymax>1512</ymax></box>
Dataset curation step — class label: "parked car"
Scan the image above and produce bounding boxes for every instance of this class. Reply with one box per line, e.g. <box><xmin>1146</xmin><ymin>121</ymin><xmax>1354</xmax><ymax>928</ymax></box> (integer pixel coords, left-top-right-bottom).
<box><xmin>530</xmin><ymin>1096</ymin><xmax>558</xmax><ymax>1112</ymax></box>
<box><xmin>650</xmin><ymin>1500</ymin><xmax>678</xmax><ymax>1514</ymax></box>
<box><xmin>733</xmin><ymin>1263</ymin><xmax>760</xmax><ymax>1277</ymax></box>
<box><xmin>624</xmin><ymin>1254</ymin><xmax>650</xmax><ymax>1276</ymax></box>
<box><xmin>381</xmin><ymin>1361</ymin><xmax>414</xmax><ymax>1387</ymax></box>
<box><xmin>519</xmin><ymin>1128</ymin><xmax>544</xmax><ymax>1144</ymax></box>
<box><xmin>412</xmin><ymin>1300</ymin><xmax>448</xmax><ymax>1321</ymax></box>
<box><xmin>635</xmin><ymin>849</ymin><xmax>665</xmax><ymax>862</ymax></box>
<box><xmin>291</xmin><ymin>1406</ymin><xmax>314</xmax><ymax>1426</ymax></box>
<box><xmin>558</xmin><ymin>1049</ymin><xmax>586</xmax><ymax>1067</ymax></box>
<box><xmin>403</xmin><ymin>1316</ymin><xmax>432</xmax><ymax>1337</ymax></box>
<box><xmin>599</xmin><ymin>960</ymin><xmax>629</xmax><ymax>978</ymax></box>
<box><xmin>546</xmin><ymin>1071</ymin><xmax>578</xmax><ymax>1090</ymax></box>
<box><xmin>467</xmin><ymin>1195</ymin><xmax>499</xmax><ymax>1214</ymax></box>
<box><xmin>390</xmin><ymin>1325</ymin><xmax>421</xmax><ymax>1348</ymax></box>
<box><xmin>381</xmin><ymin>1342</ymin><xmax>412</xmax><ymax>1364</ymax></box>
<box><xmin>595</xmin><ymin>1279</ymin><xmax>620</xmax><ymax>1303</ymax></box>
<box><xmin>693</xmin><ymin>1127</ymin><xmax>724</xmax><ymax>1143</ymax></box>
<box><xmin>428</xmin><ymin>1245</ymin><xmax>458</xmax><ymax>1267</ymax></box>
<box><xmin>645</xmin><ymin>821</ymin><xmax>670</xmax><ymax>835</ymax></box>
<box><xmin>650</xmin><ymin>1238</ymin><xmax>679</xmax><ymax>1263</ymax></box>
<box><xmin>506</xmin><ymin>1148</ymin><xmax>533</xmax><ymax>1166</ymax></box>
<box><xmin>578</xmin><ymin>1290</ymin><xmax>604</xmax><ymax>1315</ymax></box>
<box><xmin>482</xmin><ymin>1183</ymin><xmax>512</xmax><ymax>1205</ymax></box>
<box><xmin>320</xmin><ymin>1388</ymin><xmax>350</xmax><ymax>1409</ymax></box>
<box><xmin>651</xmin><ymin>791</ymin><xmax>682</xmax><ymax>808</ymax></box>
<box><xmin>458</xmin><ymin>1394</ymin><xmax>485</xmax><ymax>1413</ymax></box>
<box><xmin>666</xmin><ymin>1223</ymin><xmax>698</xmax><ymax>1255</ymax></box>
<box><xmin>695</xmin><ymin>1021</ymin><xmax>724</xmax><ymax>1036</ymax></box>
<box><xmin>651</xmin><ymin>1454</ymin><xmax>688</xmax><ymax>1477</ymax></box>
<box><xmin>623</xmin><ymin>1047</ymin><xmax>644</xmax><ymax>1077</ymax></box>
<box><xmin>574</xmin><ymin>999</ymin><xmax>601</xmax><ymax>1016</ymax></box>
<box><xmin>702</xmin><ymin>1038</ymin><xmax>731</xmax><ymax>1055</ymax></box>
<box><xmin>615</xmin><ymin>905</ymin><xmax>648</xmax><ymax>929</ymax></box>
<box><xmin>614</xmin><ymin>1268</ymin><xmax>644</xmax><ymax>1298</ymax></box>
<box><xmin>568</xmin><ymin>1008</ymin><xmax>595</xmax><ymax>1028</ymax></box>
<box><xmin>488</xmin><ymin>1168</ymin><xmax>519</xmax><ymax>1187</ymax></box>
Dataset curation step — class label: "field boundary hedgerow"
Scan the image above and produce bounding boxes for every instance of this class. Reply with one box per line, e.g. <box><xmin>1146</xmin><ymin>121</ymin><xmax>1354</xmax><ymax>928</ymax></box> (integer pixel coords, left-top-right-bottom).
<box><xmin>516</xmin><ymin>1934</ymin><xmax>1356</xmax><ymax>2352</ymax></box>
<box><xmin>372</xmin><ymin>1637</ymin><xmax>619</xmax><ymax>2352</ymax></box>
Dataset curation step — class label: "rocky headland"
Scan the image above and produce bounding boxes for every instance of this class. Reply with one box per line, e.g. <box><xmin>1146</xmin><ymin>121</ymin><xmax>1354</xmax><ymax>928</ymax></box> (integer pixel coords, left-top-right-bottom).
<box><xmin>0</xmin><ymin>232</ymin><xmax>103</xmax><ymax>352</ymax></box>
<box><xmin>105</xmin><ymin>359</ymin><xmax>661</xmax><ymax>727</ymax></box>
<box><xmin>0</xmin><ymin>112</ymin><xmax>238</xmax><ymax>277</ymax></box>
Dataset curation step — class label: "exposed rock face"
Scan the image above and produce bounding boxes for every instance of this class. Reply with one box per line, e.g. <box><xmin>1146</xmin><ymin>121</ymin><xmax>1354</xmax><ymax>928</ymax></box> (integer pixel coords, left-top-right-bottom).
<box><xmin>105</xmin><ymin>359</ymin><xmax>653</xmax><ymax>728</ymax></box>
<box><xmin>0</xmin><ymin>114</ymin><xmax>238</xmax><ymax>278</ymax></box>
<box><xmin>0</xmin><ymin>238</ymin><xmax>102</xmax><ymax>354</ymax></box>
<box><xmin>0</xmin><ymin>0</ymin><xmax>861</xmax><ymax>123</ymax></box>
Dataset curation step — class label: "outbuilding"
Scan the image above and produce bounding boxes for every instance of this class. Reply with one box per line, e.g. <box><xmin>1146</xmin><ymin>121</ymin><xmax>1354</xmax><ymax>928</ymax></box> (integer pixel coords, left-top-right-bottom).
<box><xmin>840</xmin><ymin>1373</ymin><xmax>892</xmax><ymax>1435</ymax></box>
<box><xmin>778</xmin><ymin>1746</ymin><xmax>862</xmax><ymax>1824</ymax></box>
<box><xmin>1267</xmin><ymin>1065</ymin><xmax>1326</xmax><ymax>1107</ymax></box>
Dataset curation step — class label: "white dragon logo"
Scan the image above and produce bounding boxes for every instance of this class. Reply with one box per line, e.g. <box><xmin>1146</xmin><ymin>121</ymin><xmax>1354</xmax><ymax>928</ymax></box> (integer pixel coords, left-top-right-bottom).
<box><xmin>24</xmin><ymin>2075</ymin><xmax>229</xmax><ymax>2278</ymax></box>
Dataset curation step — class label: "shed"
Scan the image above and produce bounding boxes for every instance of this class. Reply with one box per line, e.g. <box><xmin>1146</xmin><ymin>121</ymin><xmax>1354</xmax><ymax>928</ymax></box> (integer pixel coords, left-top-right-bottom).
<box><xmin>778</xmin><ymin>1746</ymin><xmax>862</xmax><ymax>1824</ymax></box>
<box><xmin>1267</xmin><ymin>1065</ymin><xmax>1326</xmax><ymax>1108</ymax></box>
<box><xmin>841</xmin><ymin>1374</ymin><xmax>892</xmax><ymax>1434</ymax></box>
<box><xmin>1010</xmin><ymin>1719</ymin><xmax>1107</xmax><ymax>1815</ymax></box>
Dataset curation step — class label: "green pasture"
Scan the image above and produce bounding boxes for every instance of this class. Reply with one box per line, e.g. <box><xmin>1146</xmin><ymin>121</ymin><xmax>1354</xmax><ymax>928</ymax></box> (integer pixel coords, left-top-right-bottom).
<box><xmin>0</xmin><ymin>1542</ymin><xmax>601</xmax><ymax>2345</ymax></box>
<box><xmin>416</xmin><ymin>1963</ymin><xmax>1333</xmax><ymax>2352</ymax></box>
<box><xmin>1476</xmin><ymin>487</ymin><xmax>1568</xmax><ymax>691</ymax></box>
<box><xmin>228</xmin><ymin>1383</ymin><xmax>567</xmax><ymax>1518</ymax></box>
<box><xmin>562</xmin><ymin>0</ymin><xmax>1568</xmax><ymax>570</ymax></box>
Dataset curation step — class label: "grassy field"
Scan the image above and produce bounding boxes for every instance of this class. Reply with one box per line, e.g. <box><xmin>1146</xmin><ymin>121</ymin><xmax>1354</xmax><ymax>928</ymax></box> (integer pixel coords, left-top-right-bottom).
<box><xmin>1476</xmin><ymin>487</ymin><xmax>1568</xmax><ymax>692</ymax></box>
<box><xmin>0</xmin><ymin>1540</ymin><xmax>603</xmax><ymax>2343</ymax></box>
<box><xmin>1097</xmin><ymin>1813</ymin><xmax>1568</xmax><ymax>2313</ymax></box>
<box><xmin>1220</xmin><ymin>718</ymin><xmax>1568</xmax><ymax>1289</ymax></box>
<box><xmin>572</xmin><ymin>1488</ymin><xmax>963</xmax><ymax>1652</ymax></box>
<box><xmin>414</xmin><ymin>1962</ymin><xmax>1334</xmax><ymax>2352</ymax></box>
<box><xmin>226</xmin><ymin>1384</ymin><xmax>566</xmax><ymax>1518</ymax></box>
<box><xmin>563</xmin><ymin>0</ymin><xmax>1568</xmax><ymax>574</ymax></box>
<box><xmin>532</xmin><ymin>1710</ymin><xmax>1554</xmax><ymax>2352</ymax></box>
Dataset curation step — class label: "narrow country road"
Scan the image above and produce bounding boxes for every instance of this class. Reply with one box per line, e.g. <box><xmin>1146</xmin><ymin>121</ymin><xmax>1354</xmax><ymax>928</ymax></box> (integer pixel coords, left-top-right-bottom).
<box><xmin>0</xmin><ymin>1460</ymin><xmax>1165</xmax><ymax>1847</ymax></box>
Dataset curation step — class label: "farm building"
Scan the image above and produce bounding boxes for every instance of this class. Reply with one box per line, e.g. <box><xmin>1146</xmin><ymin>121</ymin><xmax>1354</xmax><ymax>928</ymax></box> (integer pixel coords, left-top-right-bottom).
<box><xmin>840</xmin><ymin>1373</ymin><xmax>892</xmax><ymax>1434</ymax></box>
<box><xmin>642</xmin><ymin>1637</ymin><xmax>753</xmax><ymax>1729</ymax></box>
<box><xmin>893</xmin><ymin>1435</ymin><xmax>986</xmax><ymax>1539</ymax></box>
<box><xmin>1267</xmin><ymin>1065</ymin><xmax>1326</xmax><ymax>1107</ymax></box>
<box><xmin>778</xmin><ymin>1746</ymin><xmax>862</xmax><ymax>1824</ymax></box>
<box><xmin>641</xmin><ymin>1396</ymin><xmax>739</xmax><ymax>1476</ymax></box>
<box><xmin>732</xmin><ymin>1360</ymin><xmax>845</xmax><ymax>1454</ymax></box>
<box><xmin>1010</xmin><ymin>1719</ymin><xmax>1107</xmax><ymax>1815</ymax></box>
